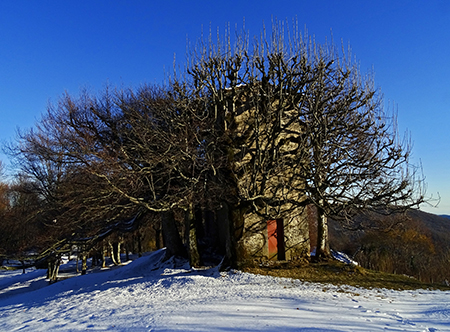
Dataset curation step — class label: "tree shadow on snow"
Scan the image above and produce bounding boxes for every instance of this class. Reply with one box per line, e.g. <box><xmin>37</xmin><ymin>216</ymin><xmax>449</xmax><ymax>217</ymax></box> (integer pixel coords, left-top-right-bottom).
<box><xmin>0</xmin><ymin>249</ymin><xmax>221</xmax><ymax>308</ymax></box>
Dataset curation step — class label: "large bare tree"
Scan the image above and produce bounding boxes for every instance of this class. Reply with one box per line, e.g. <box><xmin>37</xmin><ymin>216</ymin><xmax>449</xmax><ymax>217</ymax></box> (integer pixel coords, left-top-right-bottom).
<box><xmin>181</xmin><ymin>20</ymin><xmax>426</xmax><ymax>260</ymax></box>
<box><xmin>11</xmin><ymin>84</ymin><xmax>224</xmax><ymax>265</ymax></box>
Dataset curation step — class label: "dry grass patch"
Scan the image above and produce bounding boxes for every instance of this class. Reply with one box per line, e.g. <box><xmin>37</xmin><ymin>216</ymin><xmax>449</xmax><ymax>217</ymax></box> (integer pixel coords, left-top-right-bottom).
<box><xmin>241</xmin><ymin>260</ymin><xmax>450</xmax><ymax>291</ymax></box>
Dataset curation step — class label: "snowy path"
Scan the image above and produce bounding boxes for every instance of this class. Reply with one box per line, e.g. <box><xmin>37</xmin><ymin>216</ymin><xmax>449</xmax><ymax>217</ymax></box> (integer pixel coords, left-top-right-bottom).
<box><xmin>0</xmin><ymin>250</ymin><xmax>449</xmax><ymax>331</ymax></box>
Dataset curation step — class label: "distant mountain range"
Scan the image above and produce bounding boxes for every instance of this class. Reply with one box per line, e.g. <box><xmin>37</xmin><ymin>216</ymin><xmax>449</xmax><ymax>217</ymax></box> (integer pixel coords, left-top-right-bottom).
<box><xmin>330</xmin><ymin>209</ymin><xmax>450</xmax><ymax>249</ymax></box>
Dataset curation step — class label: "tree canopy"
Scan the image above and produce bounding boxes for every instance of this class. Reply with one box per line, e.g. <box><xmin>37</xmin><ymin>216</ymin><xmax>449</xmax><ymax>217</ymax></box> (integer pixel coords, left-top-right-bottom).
<box><xmin>5</xmin><ymin>20</ymin><xmax>426</xmax><ymax>267</ymax></box>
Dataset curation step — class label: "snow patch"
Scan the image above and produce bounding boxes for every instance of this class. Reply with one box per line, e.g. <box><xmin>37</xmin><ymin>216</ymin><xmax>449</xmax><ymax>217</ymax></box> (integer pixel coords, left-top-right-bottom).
<box><xmin>331</xmin><ymin>249</ymin><xmax>359</xmax><ymax>265</ymax></box>
<box><xmin>0</xmin><ymin>249</ymin><xmax>448</xmax><ymax>331</ymax></box>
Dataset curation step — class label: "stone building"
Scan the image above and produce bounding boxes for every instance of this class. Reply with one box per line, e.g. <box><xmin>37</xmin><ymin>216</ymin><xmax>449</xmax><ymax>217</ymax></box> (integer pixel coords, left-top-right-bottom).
<box><xmin>219</xmin><ymin>85</ymin><xmax>311</xmax><ymax>266</ymax></box>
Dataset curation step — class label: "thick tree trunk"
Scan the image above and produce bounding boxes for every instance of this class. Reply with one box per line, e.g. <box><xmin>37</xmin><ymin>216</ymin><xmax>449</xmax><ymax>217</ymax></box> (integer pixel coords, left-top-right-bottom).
<box><xmin>91</xmin><ymin>251</ymin><xmax>100</xmax><ymax>267</ymax></box>
<box><xmin>154</xmin><ymin>223</ymin><xmax>163</xmax><ymax>250</ymax></box>
<box><xmin>185</xmin><ymin>203</ymin><xmax>202</xmax><ymax>267</ymax></box>
<box><xmin>315</xmin><ymin>206</ymin><xmax>331</xmax><ymax>260</ymax></box>
<box><xmin>110</xmin><ymin>240</ymin><xmax>122</xmax><ymax>265</ymax></box>
<box><xmin>47</xmin><ymin>257</ymin><xmax>60</xmax><ymax>282</ymax></box>
<box><xmin>161</xmin><ymin>210</ymin><xmax>186</xmax><ymax>260</ymax></box>
<box><xmin>216</xmin><ymin>202</ymin><xmax>237</xmax><ymax>270</ymax></box>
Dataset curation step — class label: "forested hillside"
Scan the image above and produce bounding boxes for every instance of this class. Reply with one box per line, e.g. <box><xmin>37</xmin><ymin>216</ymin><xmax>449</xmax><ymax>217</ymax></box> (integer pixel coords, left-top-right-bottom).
<box><xmin>329</xmin><ymin>210</ymin><xmax>450</xmax><ymax>283</ymax></box>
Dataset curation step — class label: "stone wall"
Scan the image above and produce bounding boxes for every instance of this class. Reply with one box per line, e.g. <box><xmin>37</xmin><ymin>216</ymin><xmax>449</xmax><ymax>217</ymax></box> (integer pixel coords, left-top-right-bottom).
<box><xmin>235</xmin><ymin>203</ymin><xmax>310</xmax><ymax>266</ymax></box>
<box><xmin>222</xmin><ymin>85</ymin><xmax>311</xmax><ymax>266</ymax></box>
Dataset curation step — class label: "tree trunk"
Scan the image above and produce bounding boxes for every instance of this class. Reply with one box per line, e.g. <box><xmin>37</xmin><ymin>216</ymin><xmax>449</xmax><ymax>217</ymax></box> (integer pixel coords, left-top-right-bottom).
<box><xmin>216</xmin><ymin>202</ymin><xmax>237</xmax><ymax>270</ymax></box>
<box><xmin>154</xmin><ymin>223</ymin><xmax>162</xmax><ymax>250</ymax></box>
<box><xmin>137</xmin><ymin>231</ymin><xmax>142</xmax><ymax>257</ymax></box>
<box><xmin>91</xmin><ymin>251</ymin><xmax>98</xmax><ymax>267</ymax></box>
<box><xmin>185</xmin><ymin>203</ymin><xmax>202</xmax><ymax>267</ymax></box>
<box><xmin>161</xmin><ymin>210</ymin><xmax>186</xmax><ymax>260</ymax></box>
<box><xmin>20</xmin><ymin>260</ymin><xmax>25</xmax><ymax>274</ymax></box>
<box><xmin>102</xmin><ymin>241</ymin><xmax>107</xmax><ymax>268</ymax></box>
<box><xmin>110</xmin><ymin>241</ymin><xmax>122</xmax><ymax>265</ymax></box>
<box><xmin>81</xmin><ymin>253</ymin><xmax>87</xmax><ymax>275</ymax></box>
<box><xmin>315</xmin><ymin>206</ymin><xmax>331</xmax><ymax>260</ymax></box>
<box><xmin>116</xmin><ymin>240</ymin><xmax>122</xmax><ymax>265</ymax></box>
<box><xmin>47</xmin><ymin>257</ymin><xmax>60</xmax><ymax>282</ymax></box>
<box><xmin>125</xmin><ymin>244</ymin><xmax>129</xmax><ymax>262</ymax></box>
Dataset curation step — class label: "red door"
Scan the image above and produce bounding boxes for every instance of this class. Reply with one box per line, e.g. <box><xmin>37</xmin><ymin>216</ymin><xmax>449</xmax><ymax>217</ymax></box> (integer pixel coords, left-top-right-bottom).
<box><xmin>267</xmin><ymin>219</ymin><xmax>285</xmax><ymax>260</ymax></box>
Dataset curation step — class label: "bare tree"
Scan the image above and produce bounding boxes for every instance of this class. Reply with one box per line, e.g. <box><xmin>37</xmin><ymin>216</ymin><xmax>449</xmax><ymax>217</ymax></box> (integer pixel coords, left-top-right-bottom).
<box><xmin>10</xmin><ymin>84</ymin><xmax>220</xmax><ymax>264</ymax></box>
<box><xmin>181</xmin><ymin>20</ymin><xmax>426</xmax><ymax>260</ymax></box>
<box><xmin>293</xmin><ymin>52</ymin><xmax>426</xmax><ymax>258</ymax></box>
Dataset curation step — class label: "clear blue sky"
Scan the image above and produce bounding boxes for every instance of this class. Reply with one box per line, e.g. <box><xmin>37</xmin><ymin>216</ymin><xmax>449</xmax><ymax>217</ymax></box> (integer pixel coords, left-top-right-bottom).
<box><xmin>0</xmin><ymin>1</ymin><xmax>449</xmax><ymax>214</ymax></box>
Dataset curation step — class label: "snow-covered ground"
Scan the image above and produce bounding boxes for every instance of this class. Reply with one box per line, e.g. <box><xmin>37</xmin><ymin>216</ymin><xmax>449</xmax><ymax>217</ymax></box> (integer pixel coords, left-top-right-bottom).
<box><xmin>0</xmin><ymin>250</ymin><xmax>449</xmax><ymax>331</ymax></box>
